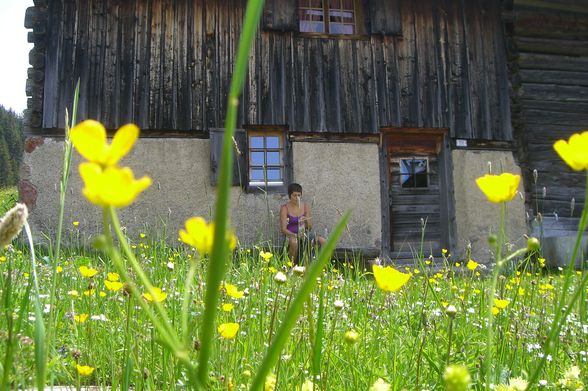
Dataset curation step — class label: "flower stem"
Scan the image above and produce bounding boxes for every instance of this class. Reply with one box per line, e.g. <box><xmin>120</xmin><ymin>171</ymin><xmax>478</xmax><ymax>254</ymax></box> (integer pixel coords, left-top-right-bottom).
<box><xmin>484</xmin><ymin>202</ymin><xmax>506</xmax><ymax>390</ymax></box>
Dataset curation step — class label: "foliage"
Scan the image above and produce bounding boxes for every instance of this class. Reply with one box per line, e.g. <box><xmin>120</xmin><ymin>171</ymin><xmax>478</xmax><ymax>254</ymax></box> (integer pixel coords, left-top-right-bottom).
<box><xmin>0</xmin><ymin>105</ymin><xmax>24</xmax><ymax>187</ymax></box>
<box><xmin>0</xmin><ymin>187</ymin><xmax>18</xmax><ymax>216</ymax></box>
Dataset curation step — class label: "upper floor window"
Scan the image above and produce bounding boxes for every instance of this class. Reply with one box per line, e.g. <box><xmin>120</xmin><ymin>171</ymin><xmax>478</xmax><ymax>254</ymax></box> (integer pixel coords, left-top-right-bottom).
<box><xmin>299</xmin><ymin>0</ymin><xmax>359</xmax><ymax>35</ymax></box>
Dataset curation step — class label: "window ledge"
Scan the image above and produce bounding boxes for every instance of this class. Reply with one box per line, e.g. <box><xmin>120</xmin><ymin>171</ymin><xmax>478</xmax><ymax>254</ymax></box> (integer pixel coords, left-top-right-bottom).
<box><xmin>295</xmin><ymin>32</ymin><xmax>370</xmax><ymax>40</ymax></box>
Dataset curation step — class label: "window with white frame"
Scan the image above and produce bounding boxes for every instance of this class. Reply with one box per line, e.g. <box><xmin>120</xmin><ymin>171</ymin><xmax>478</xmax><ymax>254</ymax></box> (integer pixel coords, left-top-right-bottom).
<box><xmin>298</xmin><ymin>0</ymin><xmax>360</xmax><ymax>35</ymax></box>
<box><xmin>247</xmin><ymin>130</ymin><xmax>286</xmax><ymax>188</ymax></box>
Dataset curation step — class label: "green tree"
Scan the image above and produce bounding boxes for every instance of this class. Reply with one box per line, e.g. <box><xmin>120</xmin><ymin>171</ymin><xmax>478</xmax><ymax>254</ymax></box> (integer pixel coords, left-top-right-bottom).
<box><xmin>0</xmin><ymin>105</ymin><xmax>24</xmax><ymax>186</ymax></box>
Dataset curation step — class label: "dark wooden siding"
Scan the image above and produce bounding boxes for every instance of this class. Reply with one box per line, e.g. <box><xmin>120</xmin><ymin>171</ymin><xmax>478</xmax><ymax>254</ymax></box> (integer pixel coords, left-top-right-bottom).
<box><xmin>28</xmin><ymin>0</ymin><xmax>511</xmax><ymax>140</ymax></box>
<box><xmin>505</xmin><ymin>1</ymin><xmax>588</xmax><ymax>229</ymax></box>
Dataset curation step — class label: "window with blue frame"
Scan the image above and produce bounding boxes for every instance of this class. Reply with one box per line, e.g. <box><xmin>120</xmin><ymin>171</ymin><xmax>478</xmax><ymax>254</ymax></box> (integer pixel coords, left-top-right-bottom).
<box><xmin>247</xmin><ymin>130</ymin><xmax>285</xmax><ymax>187</ymax></box>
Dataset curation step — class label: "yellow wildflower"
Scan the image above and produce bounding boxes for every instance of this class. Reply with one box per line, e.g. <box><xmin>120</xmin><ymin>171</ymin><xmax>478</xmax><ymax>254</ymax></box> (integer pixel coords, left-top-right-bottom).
<box><xmin>56</xmin><ymin>266</ymin><xmax>63</xmax><ymax>273</ymax></box>
<box><xmin>74</xmin><ymin>313</ymin><xmax>89</xmax><ymax>323</ymax></box>
<box><xmin>475</xmin><ymin>173</ymin><xmax>520</xmax><ymax>203</ymax></box>
<box><xmin>68</xmin><ymin>290</ymin><xmax>80</xmax><ymax>298</ymax></box>
<box><xmin>224</xmin><ymin>283</ymin><xmax>244</xmax><ymax>299</ymax></box>
<box><xmin>260</xmin><ymin>250</ymin><xmax>273</xmax><ymax>261</ymax></box>
<box><xmin>494</xmin><ymin>298</ymin><xmax>510</xmax><ymax>309</ymax></box>
<box><xmin>71</xmin><ymin>120</ymin><xmax>138</xmax><ymax>167</ymax></box>
<box><xmin>466</xmin><ymin>259</ymin><xmax>479</xmax><ymax>271</ymax></box>
<box><xmin>107</xmin><ymin>272</ymin><xmax>119</xmax><ymax>281</ymax></box>
<box><xmin>79</xmin><ymin>163</ymin><xmax>152</xmax><ymax>208</ymax></box>
<box><xmin>218</xmin><ymin>322</ymin><xmax>239</xmax><ymax>339</ymax></box>
<box><xmin>104</xmin><ymin>280</ymin><xmax>124</xmax><ymax>292</ymax></box>
<box><xmin>83</xmin><ymin>289</ymin><xmax>95</xmax><ymax>296</ymax></box>
<box><xmin>265</xmin><ymin>374</ymin><xmax>277</xmax><ymax>391</ymax></box>
<box><xmin>222</xmin><ymin>303</ymin><xmax>234</xmax><ymax>312</ymax></box>
<box><xmin>0</xmin><ymin>256</ymin><xmax>5</xmax><ymax>263</ymax></box>
<box><xmin>179</xmin><ymin>216</ymin><xmax>237</xmax><ymax>254</ymax></box>
<box><xmin>78</xmin><ymin>265</ymin><xmax>98</xmax><ymax>278</ymax></box>
<box><xmin>72</xmin><ymin>221</ymin><xmax>79</xmax><ymax>226</ymax></box>
<box><xmin>142</xmin><ymin>287</ymin><xmax>167</xmax><ymax>303</ymax></box>
<box><xmin>553</xmin><ymin>131</ymin><xmax>588</xmax><ymax>171</ymax></box>
<box><xmin>99</xmin><ymin>291</ymin><xmax>106</xmax><ymax>298</ymax></box>
<box><xmin>76</xmin><ymin>364</ymin><xmax>95</xmax><ymax>377</ymax></box>
<box><xmin>518</xmin><ymin>287</ymin><xmax>525</xmax><ymax>296</ymax></box>
<box><xmin>372</xmin><ymin>265</ymin><xmax>411</xmax><ymax>293</ymax></box>
<box><xmin>492</xmin><ymin>307</ymin><xmax>500</xmax><ymax>315</ymax></box>
<box><xmin>538</xmin><ymin>257</ymin><xmax>546</xmax><ymax>268</ymax></box>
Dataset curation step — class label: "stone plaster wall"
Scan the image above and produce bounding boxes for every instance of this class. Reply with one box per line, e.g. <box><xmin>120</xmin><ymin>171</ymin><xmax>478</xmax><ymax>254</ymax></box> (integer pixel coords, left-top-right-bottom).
<box><xmin>292</xmin><ymin>142</ymin><xmax>381</xmax><ymax>251</ymax></box>
<box><xmin>451</xmin><ymin>149</ymin><xmax>527</xmax><ymax>263</ymax></box>
<box><xmin>20</xmin><ymin>138</ymin><xmax>381</xmax><ymax>251</ymax></box>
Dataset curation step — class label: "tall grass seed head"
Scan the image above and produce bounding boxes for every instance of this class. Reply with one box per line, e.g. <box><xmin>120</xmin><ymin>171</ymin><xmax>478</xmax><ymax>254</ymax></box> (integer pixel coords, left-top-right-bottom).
<box><xmin>344</xmin><ymin>330</ymin><xmax>359</xmax><ymax>344</ymax></box>
<box><xmin>443</xmin><ymin>364</ymin><xmax>472</xmax><ymax>391</ymax></box>
<box><xmin>0</xmin><ymin>203</ymin><xmax>28</xmax><ymax>248</ymax></box>
<box><xmin>369</xmin><ymin>378</ymin><xmax>392</xmax><ymax>391</ymax></box>
<box><xmin>274</xmin><ymin>271</ymin><xmax>287</xmax><ymax>284</ymax></box>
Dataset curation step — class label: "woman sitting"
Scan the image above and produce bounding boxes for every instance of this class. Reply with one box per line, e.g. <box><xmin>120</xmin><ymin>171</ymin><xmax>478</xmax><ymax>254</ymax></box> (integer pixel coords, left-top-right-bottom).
<box><xmin>280</xmin><ymin>183</ymin><xmax>326</xmax><ymax>264</ymax></box>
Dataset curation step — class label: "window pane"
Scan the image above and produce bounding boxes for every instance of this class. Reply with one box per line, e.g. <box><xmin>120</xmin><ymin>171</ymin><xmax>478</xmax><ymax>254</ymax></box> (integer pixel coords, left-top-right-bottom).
<box><xmin>250</xmin><ymin>151</ymin><xmax>265</xmax><ymax>165</ymax></box>
<box><xmin>266</xmin><ymin>151</ymin><xmax>281</xmax><ymax>165</ymax></box>
<box><xmin>266</xmin><ymin>136</ymin><xmax>280</xmax><ymax>148</ymax></box>
<box><xmin>300</xmin><ymin>20</ymin><xmax>325</xmax><ymax>33</ymax></box>
<box><xmin>266</xmin><ymin>169</ymin><xmax>282</xmax><ymax>181</ymax></box>
<box><xmin>414</xmin><ymin>173</ymin><xmax>428</xmax><ymax>187</ymax></box>
<box><xmin>250</xmin><ymin>169</ymin><xmax>265</xmax><ymax>181</ymax></box>
<box><xmin>400</xmin><ymin>159</ymin><xmax>428</xmax><ymax>188</ymax></box>
<box><xmin>250</xmin><ymin>136</ymin><xmax>264</xmax><ymax>149</ymax></box>
<box><xmin>330</xmin><ymin>23</ymin><xmax>354</xmax><ymax>34</ymax></box>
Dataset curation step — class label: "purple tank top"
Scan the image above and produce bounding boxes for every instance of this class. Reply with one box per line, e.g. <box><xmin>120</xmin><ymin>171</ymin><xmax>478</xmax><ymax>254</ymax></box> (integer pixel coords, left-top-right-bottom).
<box><xmin>287</xmin><ymin>213</ymin><xmax>304</xmax><ymax>234</ymax></box>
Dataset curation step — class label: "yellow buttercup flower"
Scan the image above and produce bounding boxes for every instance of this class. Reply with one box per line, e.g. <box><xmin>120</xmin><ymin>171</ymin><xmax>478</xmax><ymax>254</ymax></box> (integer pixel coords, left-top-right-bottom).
<box><xmin>492</xmin><ymin>307</ymin><xmax>500</xmax><ymax>315</ymax></box>
<box><xmin>142</xmin><ymin>287</ymin><xmax>167</xmax><ymax>303</ymax></box>
<box><xmin>466</xmin><ymin>259</ymin><xmax>479</xmax><ymax>271</ymax></box>
<box><xmin>79</xmin><ymin>163</ymin><xmax>152</xmax><ymax>208</ymax></box>
<box><xmin>554</xmin><ymin>131</ymin><xmax>588</xmax><ymax>171</ymax></box>
<box><xmin>218</xmin><ymin>322</ymin><xmax>239</xmax><ymax>339</ymax></box>
<box><xmin>76</xmin><ymin>364</ymin><xmax>95</xmax><ymax>377</ymax></box>
<box><xmin>222</xmin><ymin>303</ymin><xmax>234</xmax><ymax>312</ymax></box>
<box><xmin>107</xmin><ymin>272</ymin><xmax>120</xmax><ymax>281</ymax></box>
<box><xmin>493</xmin><ymin>298</ymin><xmax>510</xmax><ymax>309</ymax></box>
<box><xmin>79</xmin><ymin>265</ymin><xmax>98</xmax><ymax>278</ymax></box>
<box><xmin>260</xmin><ymin>250</ymin><xmax>273</xmax><ymax>261</ymax></box>
<box><xmin>74</xmin><ymin>313</ymin><xmax>89</xmax><ymax>323</ymax></box>
<box><xmin>104</xmin><ymin>280</ymin><xmax>123</xmax><ymax>292</ymax></box>
<box><xmin>475</xmin><ymin>173</ymin><xmax>520</xmax><ymax>203</ymax></box>
<box><xmin>71</xmin><ymin>120</ymin><xmax>139</xmax><ymax>167</ymax></box>
<box><xmin>224</xmin><ymin>283</ymin><xmax>244</xmax><ymax>299</ymax></box>
<box><xmin>372</xmin><ymin>265</ymin><xmax>411</xmax><ymax>293</ymax></box>
<box><xmin>179</xmin><ymin>217</ymin><xmax>237</xmax><ymax>254</ymax></box>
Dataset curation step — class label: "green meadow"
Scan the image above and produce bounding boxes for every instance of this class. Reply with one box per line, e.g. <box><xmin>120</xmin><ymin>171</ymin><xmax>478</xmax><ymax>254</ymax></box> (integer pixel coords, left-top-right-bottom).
<box><xmin>1</xmin><ymin>0</ymin><xmax>587</xmax><ymax>390</ymax></box>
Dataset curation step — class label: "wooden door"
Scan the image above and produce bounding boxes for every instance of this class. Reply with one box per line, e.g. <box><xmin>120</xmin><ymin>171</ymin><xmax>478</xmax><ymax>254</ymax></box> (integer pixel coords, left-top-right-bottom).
<box><xmin>388</xmin><ymin>154</ymin><xmax>441</xmax><ymax>257</ymax></box>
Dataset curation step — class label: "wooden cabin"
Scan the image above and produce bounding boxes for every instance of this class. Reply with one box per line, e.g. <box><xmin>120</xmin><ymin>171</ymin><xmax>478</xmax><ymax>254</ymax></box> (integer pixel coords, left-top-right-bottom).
<box><xmin>20</xmin><ymin>0</ymin><xmax>588</xmax><ymax>263</ymax></box>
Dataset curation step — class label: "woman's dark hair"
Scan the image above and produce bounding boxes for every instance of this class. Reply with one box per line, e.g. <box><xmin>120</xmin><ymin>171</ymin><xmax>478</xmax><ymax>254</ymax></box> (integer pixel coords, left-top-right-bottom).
<box><xmin>288</xmin><ymin>183</ymin><xmax>302</xmax><ymax>197</ymax></box>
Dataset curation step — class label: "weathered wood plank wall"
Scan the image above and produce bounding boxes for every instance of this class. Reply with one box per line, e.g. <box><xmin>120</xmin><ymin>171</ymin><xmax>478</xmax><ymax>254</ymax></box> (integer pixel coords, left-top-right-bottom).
<box><xmin>505</xmin><ymin>0</ymin><xmax>588</xmax><ymax>225</ymax></box>
<box><xmin>28</xmin><ymin>0</ymin><xmax>511</xmax><ymax>141</ymax></box>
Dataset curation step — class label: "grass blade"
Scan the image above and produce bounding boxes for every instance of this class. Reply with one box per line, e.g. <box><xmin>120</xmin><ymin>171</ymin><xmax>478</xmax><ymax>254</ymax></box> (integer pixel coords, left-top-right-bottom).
<box><xmin>196</xmin><ymin>0</ymin><xmax>265</xmax><ymax>385</ymax></box>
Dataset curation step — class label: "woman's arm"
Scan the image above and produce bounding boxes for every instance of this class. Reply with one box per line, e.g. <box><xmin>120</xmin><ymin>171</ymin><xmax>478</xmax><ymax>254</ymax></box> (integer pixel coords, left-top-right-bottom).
<box><xmin>280</xmin><ymin>205</ymin><xmax>297</xmax><ymax>238</ymax></box>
